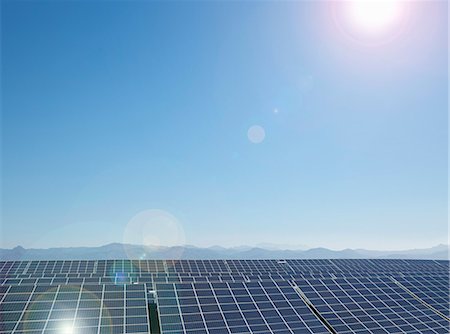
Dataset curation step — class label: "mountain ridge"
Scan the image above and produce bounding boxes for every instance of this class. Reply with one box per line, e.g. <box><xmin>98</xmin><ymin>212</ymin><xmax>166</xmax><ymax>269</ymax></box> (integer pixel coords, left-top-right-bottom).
<box><xmin>0</xmin><ymin>243</ymin><xmax>448</xmax><ymax>260</ymax></box>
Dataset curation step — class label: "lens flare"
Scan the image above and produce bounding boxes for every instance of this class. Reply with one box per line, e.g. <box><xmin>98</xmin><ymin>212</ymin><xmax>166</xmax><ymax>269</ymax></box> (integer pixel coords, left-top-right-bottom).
<box><xmin>331</xmin><ymin>0</ymin><xmax>410</xmax><ymax>46</ymax></box>
<box><xmin>247</xmin><ymin>125</ymin><xmax>266</xmax><ymax>144</ymax></box>
<box><xmin>123</xmin><ymin>209</ymin><xmax>186</xmax><ymax>260</ymax></box>
<box><xmin>348</xmin><ymin>0</ymin><xmax>402</xmax><ymax>33</ymax></box>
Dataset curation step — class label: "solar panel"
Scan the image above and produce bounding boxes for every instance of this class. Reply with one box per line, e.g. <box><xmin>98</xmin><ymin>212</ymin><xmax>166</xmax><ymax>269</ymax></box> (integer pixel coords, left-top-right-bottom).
<box><xmin>392</xmin><ymin>274</ymin><xmax>450</xmax><ymax>318</ymax></box>
<box><xmin>294</xmin><ymin>276</ymin><xmax>450</xmax><ymax>333</ymax></box>
<box><xmin>0</xmin><ymin>284</ymin><xmax>151</xmax><ymax>334</ymax></box>
<box><xmin>1</xmin><ymin>259</ymin><xmax>449</xmax><ymax>279</ymax></box>
<box><xmin>156</xmin><ymin>280</ymin><xmax>331</xmax><ymax>334</ymax></box>
<box><xmin>0</xmin><ymin>259</ymin><xmax>449</xmax><ymax>334</ymax></box>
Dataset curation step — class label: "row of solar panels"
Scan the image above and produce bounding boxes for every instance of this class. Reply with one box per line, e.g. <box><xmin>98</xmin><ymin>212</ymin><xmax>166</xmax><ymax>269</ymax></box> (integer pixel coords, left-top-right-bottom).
<box><xmin>1</xmin><ymin>260</ymin><xmax>449</xmax><ymax>334</ymax></box>
<box><xmin>1</xmin><ymin>283</ymin><xmax>151</xmax><ymax>334</ymax></box>
<box><xmin>2</xmin><ymin>271</ymin><xmax>449</xmax><ymax>289</ymax></box>
<box><xmin>1</xmin><ymin>259</ymin><xmax>448</xmax><ymax>276</ymax></box>
<box><xmin>2</xmin><ymin>270</ymin><xmax>449</xmax><ymax>281</ymax></box>
<box><xmin>1</xmin><ymin>276</ymin><xmax>449</xmax><ymax>334</ymax></box>
<box><xmin>155</xmin><ymin>276</ymin><xmax>449</xmax><ymax>334</ymax></box>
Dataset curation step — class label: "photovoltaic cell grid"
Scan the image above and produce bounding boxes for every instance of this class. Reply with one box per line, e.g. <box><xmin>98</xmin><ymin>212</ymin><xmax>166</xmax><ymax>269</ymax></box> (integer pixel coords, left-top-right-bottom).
<box><xmin>156</xmin><ymin>281</ymin><xmax>330</xmax><ymax>334</ymax></box>
<box><xmin>393</xmin><ymin>274</ymin><xmax>450</xmax><ymax>317</ymax></box>
<box><xmin>295</xmin><ymin>276</ymin><xmax>449</xmax><ymax>333</ymax></box>
<box><xmin>1</xmin><ymin>260</ymin><xmax>449</xmax><ymax>281</ymax></box>
<box><xmin>0</xmin><ymin>284</ymin><xmax>150</xmax><ymax>334</ymax></box>
<box><xmin>283</xmin><ymin>259</ymin><xmax>448</xmax><ymax>276</ymax></box>
<box><xmin>1</xmin><ymin>273</ymin><xmax>347</xmax><ymax>287</ymax></box>
<box><xmin>0</xmin><ymin>260</ymin><xmax>449</xmax><ymax>334</ymax></box>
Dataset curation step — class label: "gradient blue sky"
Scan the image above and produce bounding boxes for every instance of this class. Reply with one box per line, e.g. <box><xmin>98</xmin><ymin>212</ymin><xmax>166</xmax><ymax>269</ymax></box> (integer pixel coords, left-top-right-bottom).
<box><xmin>1</xmin><ymin>1</ymin><xmax>447</xmax><ymax>250</ymax></box>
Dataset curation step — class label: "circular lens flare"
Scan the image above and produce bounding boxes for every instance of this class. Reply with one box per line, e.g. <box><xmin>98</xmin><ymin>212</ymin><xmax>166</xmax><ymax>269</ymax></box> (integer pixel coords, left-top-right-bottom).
<box><xmin>247</xmin><ymin>125</ymin><xmax>266</xmax><ymax>144</ymax></box>
<box><xmin>348</xmin><ymin>0</ymin><xmax>402</xmax><ymax>33</ymax></box>
<box><xmin>123</xmin><ymin>209</ymin><xmax>186</xmax><ymax>260</ymax></box>
<box><xmin>331</xmin><ymin>0</ymin><xmax>410</xmax><ymax>46</ymax></box>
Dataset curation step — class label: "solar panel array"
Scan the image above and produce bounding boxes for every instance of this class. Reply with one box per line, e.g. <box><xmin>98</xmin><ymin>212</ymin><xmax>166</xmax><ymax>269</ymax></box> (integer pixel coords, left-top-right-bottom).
<box><xmin>155</xmin><ymin>281</ymin><xmax>331</xmax><ymax>334</ymax></box>
<box><xmin>295</xmin><ymin>276</ymin><xmax>449</xmax><ymax>333</ymax></box>
<box><xmin>1</xmin><ymin>259</ymin><xmax>449</xmax><ymax>334</ymax></box>
<box><xmin>1</xmin><ymin>284</ymin><xmax>150</xmax><ymax>334</ymax></box>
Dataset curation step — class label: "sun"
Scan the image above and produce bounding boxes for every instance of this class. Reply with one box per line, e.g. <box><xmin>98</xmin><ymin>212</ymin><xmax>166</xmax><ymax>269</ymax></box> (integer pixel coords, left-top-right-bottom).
<box><xmin>331</xmin><ymin>0</ymin><xmax>409</xmax><ymax>45</ymax></box>
<box><xmin>347</xmin><ymin>0</ymin><xmax>403</xmax><ymax>34</ymax></box>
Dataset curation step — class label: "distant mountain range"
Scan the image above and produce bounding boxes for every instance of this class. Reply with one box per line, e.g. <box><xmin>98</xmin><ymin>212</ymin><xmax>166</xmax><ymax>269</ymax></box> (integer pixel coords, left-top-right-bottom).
<box><xmin>0</xmin><ymin>243</ymin><xmax>448</xmax><ymax>260</ymax></box>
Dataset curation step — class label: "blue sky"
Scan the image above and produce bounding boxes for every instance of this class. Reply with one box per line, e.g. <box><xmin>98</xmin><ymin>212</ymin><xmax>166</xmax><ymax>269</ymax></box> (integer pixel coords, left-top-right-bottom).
<box><xmin>1</xmin><ymin>1</ymin><xmax>447</xmax><ymax>250</ymax></box>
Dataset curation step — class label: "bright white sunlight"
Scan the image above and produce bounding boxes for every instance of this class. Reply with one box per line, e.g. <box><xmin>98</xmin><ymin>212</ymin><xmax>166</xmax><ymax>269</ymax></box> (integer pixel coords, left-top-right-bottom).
<box><xmin>347</xmin><ymin>0</ymin><xmax>403</xmax><ymax>33</ymax></box>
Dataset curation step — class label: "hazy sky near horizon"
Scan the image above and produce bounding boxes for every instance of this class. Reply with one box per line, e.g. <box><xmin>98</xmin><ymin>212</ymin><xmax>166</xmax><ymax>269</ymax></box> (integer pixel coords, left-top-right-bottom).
<box><xmin>1</xmin><ymin>1</ymin><xmax>447</xmax><ymax>250</ymax></box>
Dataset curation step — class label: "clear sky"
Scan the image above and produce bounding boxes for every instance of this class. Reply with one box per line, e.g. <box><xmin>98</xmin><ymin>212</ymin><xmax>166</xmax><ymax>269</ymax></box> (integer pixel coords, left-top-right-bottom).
<box><xmin>1</xmin><ymin>1</ymin><xmax>447</xmax><ymax>250</ymax></box>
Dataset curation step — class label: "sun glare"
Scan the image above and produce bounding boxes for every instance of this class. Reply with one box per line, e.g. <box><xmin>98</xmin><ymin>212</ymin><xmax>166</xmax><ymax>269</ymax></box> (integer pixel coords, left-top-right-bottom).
<box><xmin>331</xmin><ymin>0</ymin><xmax>409</xmax><ymax>45</ymax></box>
<box><xmin>61</xmin><ymin>325</ymin><xmax>74</xmax><ymax>334</ymax></box>
<box><xmin>348</xmin><ymin>0</ymin><xmax>402</xmax><ymax>33</ymax></box>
